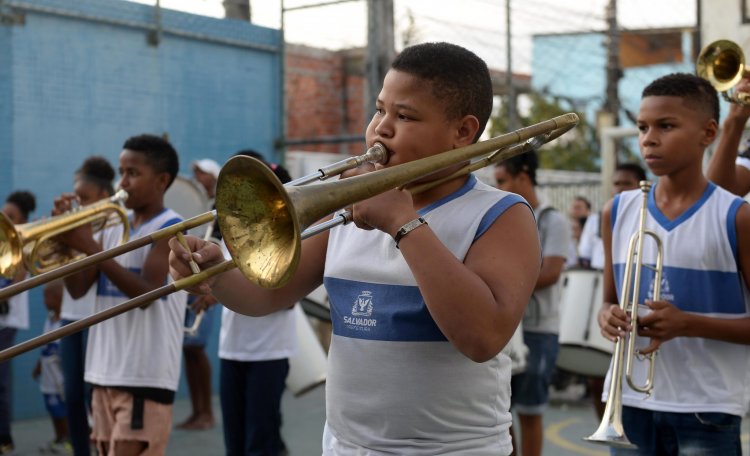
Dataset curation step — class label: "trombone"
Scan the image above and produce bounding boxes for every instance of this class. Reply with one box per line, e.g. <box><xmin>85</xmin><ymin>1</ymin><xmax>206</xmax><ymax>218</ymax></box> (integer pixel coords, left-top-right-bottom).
<box><xmin>0</xmin><ymin>146</ymin><xmax>388</xmax><ymax>301</ymax></box>
<box><xmin>0</xmin><ymin>113</ymin><xmax>579</xmax><ymax>361</ymax></box>
<box><xmin>585</xmin><ymin>181</ymin><xmax>662</xmax><ymax>449</ymax></box>
<box><xmin>696</xmin><ymin>39</ymin><xmax>750</xmax><ymax>105</ymax></box>
<box><xmin>0</xmin><ymin>190</ymin><xmax>130</xmax><ymax>279</ymax></box>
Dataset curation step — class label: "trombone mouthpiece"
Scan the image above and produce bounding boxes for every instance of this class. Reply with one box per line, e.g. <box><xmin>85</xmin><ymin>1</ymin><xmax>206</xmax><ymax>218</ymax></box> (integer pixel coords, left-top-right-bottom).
<box><xmin>363</xmin><ymin>143</ymin><xmax>389</xmax><ymax>166</ymax></box>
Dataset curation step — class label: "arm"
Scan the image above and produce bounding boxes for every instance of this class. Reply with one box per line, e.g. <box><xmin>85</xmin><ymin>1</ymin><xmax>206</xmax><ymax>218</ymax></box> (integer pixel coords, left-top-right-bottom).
<box><xmin>398</xmin><ymin>203</ymin><xmax>540</xmax><ymax>362</ymax></box>
<box><xmin>349</xmin><ymin>183</ymin><xmax>540</xmax><ymax>362</ymax></box>
<box><xmin>705</xmin><ymin>78</ymin><xmax>750</xmax><ymax>195</ymax></box>
<box><xmin>169</xmin><ymin>226</ymin><xmax>329</xmax><ymax>317</ymax></box>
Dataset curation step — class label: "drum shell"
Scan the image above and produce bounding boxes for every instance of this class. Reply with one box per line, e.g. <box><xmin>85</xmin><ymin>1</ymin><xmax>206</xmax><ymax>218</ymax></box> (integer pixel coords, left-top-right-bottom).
<box><xmin>556</xmin><ymin>269</ymin><xmax>613</xmax><ymax>377</ymax></box>
<box><xmin>287</xmin><ymin>304</ymin><xmax>327</xmax><ymax>396</ymax></box>
<box><xmin>164</xmin><ymin>176</ymin><xmax>210</xmax><ymax>237</ymax></box>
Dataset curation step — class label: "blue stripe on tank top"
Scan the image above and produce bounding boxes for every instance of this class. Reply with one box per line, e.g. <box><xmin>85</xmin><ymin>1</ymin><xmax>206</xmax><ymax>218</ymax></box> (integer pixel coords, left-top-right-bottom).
<box><xmin>324</xmin><ymin>276</ymin><xmax>447</xmax><ymax>342</ymax></box>
<box><xmin>159</xmin><ymin>217</ymin><xmax>182</xmax><ymax>230</ymax></box>
<box><xmin>647</xmin><ymin>182</ymin><xmax>715</xmax><ymax>232</ymax></box>
<box><xmin>726</xmin><ymin>198</ymin><xmax>745</xmax><ymax>264</ymax></box>
<box><xmin>611</xmin><ymin>193</ymin><xmax>621</xmax><ymax>229</ymax></box>
<box><xmin>613</xmin><ymin>263</ymin><xmax>746</xmax><ymax>314</ymax></box>
<box><xmin>474</xmin><ymin>194</ymin><xmax>529</xmax><ymax>240</ymax></box>
<box><xmin>417</xmin><ymin>174</ymin><xmax>476</xmax><ymax>216</ymax></box>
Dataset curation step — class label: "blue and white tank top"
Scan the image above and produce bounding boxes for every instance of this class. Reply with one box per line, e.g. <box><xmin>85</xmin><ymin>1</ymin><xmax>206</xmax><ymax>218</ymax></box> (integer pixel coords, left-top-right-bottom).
<box><xmin>84</xmin><ymin>208</ymin><xmax>187</xmax><ymax>391</ymax></box>
<box><xmin>323</xmin><ymin>175</ymin><xmax>527</xmax><ymax>455</ymax></box>
<box><xmin>605</xmin><ymin>183</ymin><xmax>750</xmax><ymax>416</ymax></box>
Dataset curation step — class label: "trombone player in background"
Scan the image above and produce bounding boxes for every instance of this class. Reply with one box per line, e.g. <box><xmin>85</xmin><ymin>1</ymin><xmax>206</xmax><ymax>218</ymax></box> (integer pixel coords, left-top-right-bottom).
<box><xmin>594</xmin><ymin>73</ymin><xmax>750</xmax><ymax>455</ymax></box>
<box><xmin>54</xmin><ymin>135</ymin><xmax>186</xmax><ymax>456</ymax></box>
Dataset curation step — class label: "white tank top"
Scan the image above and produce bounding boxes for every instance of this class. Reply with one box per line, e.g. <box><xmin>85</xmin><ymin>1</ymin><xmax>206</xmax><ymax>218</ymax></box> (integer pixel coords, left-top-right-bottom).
<box><xmin>84</xmin><ymin>208</ymin><xmax>187</xmax><ymax>391</ymax></box>
<box><xmin>217</xmin><ymin>242</ymin><xmax>297</xmax><ymax>361</ymax></box>
<box><xmin>0</xmin><ymin>274</ymin><xmax>29</xmax><ymax>330</ymax></box>
<box><xmin>323</xmin><ymin>175</ymin><xmax>525</xmax><ymax>455</ymax></box>
<box><xmin>604</xmin><ymin>183</ymin><xmax>750</xmax><ymax>416</ymax></box>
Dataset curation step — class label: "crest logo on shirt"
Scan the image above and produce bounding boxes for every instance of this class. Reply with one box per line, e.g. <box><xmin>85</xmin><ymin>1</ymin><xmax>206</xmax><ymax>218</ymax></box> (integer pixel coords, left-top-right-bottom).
<box><xmin>647</xmin><ymin>273</ymin><xmax>674</xmax><ymax>302</ymax></box>
<box><xmin>351</xmin><ymin>291</ymin><xmax>374</xmax><ymax>317</ymax></box>
<box><xmin>343</xmin><ymin>290</ymin><xmax>377</xmax><ymax>331</ymax></box>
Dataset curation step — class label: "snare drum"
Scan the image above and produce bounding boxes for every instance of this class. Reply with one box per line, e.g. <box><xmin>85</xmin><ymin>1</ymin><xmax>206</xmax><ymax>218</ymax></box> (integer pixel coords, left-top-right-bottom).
<box><xmin>164</xmin><ymin>176</ymin><xmax>210</xmax><ymax>237</ymax></box>
<box><xmin>556</xmin><ymin>269</ymin><xmax>613</xmax><ymax>377</ymax></box>
<box><xmin>287</xmin><ymin>304</ymin><xmax>328</xmax><ymax>396</ymax></box>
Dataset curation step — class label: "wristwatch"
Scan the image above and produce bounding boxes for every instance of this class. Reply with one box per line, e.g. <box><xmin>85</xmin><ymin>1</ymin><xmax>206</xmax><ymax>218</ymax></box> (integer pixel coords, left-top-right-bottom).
<box><xmin>394</xmin><ymin>217</ymin><xmax>428</xmax><ymax>249</ymax></box>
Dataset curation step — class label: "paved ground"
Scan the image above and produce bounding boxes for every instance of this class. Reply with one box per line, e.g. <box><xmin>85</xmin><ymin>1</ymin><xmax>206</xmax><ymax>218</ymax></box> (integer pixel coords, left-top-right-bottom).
<box><xmin>9</xmin><ymin>384</ymin><xmax>750</xmax><ymax>455</ymax></box>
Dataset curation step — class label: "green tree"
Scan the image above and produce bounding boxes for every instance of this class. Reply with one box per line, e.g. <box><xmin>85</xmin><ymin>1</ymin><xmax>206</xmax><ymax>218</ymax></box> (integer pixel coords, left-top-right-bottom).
<box><xmin>489</xmin><ymin>92</ymin><xmax>599</xmax><ymax>172</ymax></box>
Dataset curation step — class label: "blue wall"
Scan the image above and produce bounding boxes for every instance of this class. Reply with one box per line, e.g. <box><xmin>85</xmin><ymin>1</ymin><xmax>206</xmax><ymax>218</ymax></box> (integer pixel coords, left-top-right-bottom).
<box><xmin>1</xmin><ymin>0</ymin><xmax>281</xmax><ymax>419</ymax></box>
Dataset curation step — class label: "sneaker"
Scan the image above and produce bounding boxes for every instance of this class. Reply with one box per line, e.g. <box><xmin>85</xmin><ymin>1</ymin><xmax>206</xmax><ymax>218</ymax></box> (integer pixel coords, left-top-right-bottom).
<box><xmin>40</xmin><ymin>440</ymin><xmax>73</xmax><ymax>454</ymax></box>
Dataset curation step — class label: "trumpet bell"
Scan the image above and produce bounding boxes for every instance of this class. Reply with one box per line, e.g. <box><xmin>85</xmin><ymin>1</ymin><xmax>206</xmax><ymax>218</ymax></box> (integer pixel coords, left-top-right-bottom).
<box><xmin>0</xmin><ymin>213</ymin><xmax>23</xmax><ymax>279</ymax></box>
<box><xmin>584</xmin><ymin>423</ymin><xmax>637</xmax><ymax>449</ymax></box>
<box><xmin>697</xmin><ymin>39</ymin><xmax>746</xmax><ymax>93</ymax></box>
<box><xmin>216</xmin><ymin>156</ymin><xmax>301</xmax><ymax>290</ymax></box>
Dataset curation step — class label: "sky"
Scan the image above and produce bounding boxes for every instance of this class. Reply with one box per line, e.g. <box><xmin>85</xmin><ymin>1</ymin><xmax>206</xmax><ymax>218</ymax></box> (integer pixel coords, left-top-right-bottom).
<box><xmin>127</xmin><ymin>0</ymin><xmax>696</xmax><ymax>74</ymax></box>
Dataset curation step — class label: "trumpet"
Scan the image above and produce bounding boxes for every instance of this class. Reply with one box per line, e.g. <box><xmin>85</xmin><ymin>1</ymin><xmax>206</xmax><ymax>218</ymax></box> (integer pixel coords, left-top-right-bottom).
<box><xmin>585</xmin><ymin>181</ymin><xmax>662</xmax><ymax>449</ymax></box>
<box><xmin>696</xmin><ymin>39</ymin><xmax>750</xmax><ymax>105</ymax></box>
<box><xmin>0</xmin><ymin>189</ymin><xmax>130</xmax><ymax>279</ymax></box>
<box><xmin>0</xmin><ymin>113</ymin><xmax>579</xmax><ymax>361</ymax></box>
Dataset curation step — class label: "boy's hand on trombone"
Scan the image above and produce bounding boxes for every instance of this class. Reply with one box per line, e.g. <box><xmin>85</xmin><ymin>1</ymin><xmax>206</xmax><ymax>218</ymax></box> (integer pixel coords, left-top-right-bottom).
<box><xmin>598</xmin><ymin>303</ymin><xmax>631</xmax><ymax>343</ymax></box>
<box><xmin>636</xmin><ymin>299</ymin><xmax>688</xmax><ymax>355</ymax></box>
<box><xmin>168</xmin><ymin>234</ymin><xmax>224</xmax><ymax>295</ymax></box>
<box><xmin>340</xmin><ymin>162</ymin><xmax>416</xmax><ymax>235</ymax></box>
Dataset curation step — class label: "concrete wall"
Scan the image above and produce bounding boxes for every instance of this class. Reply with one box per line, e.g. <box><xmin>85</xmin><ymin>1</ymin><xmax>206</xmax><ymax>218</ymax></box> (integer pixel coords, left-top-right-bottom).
<box><xmin>701</xmin><ymin>0</ymin><xmax>750</xmax><ymax>48</ymax></box>
<box><xmin>0</xmin><ymin>0</ymin><xmax>281</xmax><ymax>419</ymax></box>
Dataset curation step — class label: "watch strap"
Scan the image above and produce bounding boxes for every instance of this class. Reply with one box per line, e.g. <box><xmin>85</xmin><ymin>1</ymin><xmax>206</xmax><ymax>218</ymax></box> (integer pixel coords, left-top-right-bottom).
<box><xmin>394</xmin><ymin>217</ymin><xmax>427</xmax><ymax>249</ymax></box>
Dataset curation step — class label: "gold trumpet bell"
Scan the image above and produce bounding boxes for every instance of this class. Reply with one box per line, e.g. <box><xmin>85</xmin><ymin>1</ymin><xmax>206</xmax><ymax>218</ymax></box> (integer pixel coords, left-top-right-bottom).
<box><xmin>215</xmin><ymin>156</ymin><xmax>301</xmax><ymax>290</ymax></box>
<box><xmin>697</xmin><ymin>39</ymin><xmax>746</xmax><ymax>93</ymax></box>
<box><xmin>0</xmin><ymin>213</ymin><xmax>23</xmax><ymax>279</ymax></box>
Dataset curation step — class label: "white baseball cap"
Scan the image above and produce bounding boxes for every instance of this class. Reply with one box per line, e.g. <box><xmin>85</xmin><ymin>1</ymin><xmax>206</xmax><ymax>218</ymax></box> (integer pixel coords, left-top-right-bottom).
<box><xmin>192</xmin><ymin>159</ymin><xmax>221</xmax><ymax>179</ymax></box>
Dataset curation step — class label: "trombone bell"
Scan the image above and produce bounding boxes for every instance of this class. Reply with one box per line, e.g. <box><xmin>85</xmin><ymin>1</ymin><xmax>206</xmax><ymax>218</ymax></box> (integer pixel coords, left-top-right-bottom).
<box><xmin>0</xmin><ymin>213</ymin><xmax>23</xmax><ymax>279</ymax></box>
<box><xmin>216</xmin><ymin>157</ymin><xmax>300</xmax><ymax>290</ymax></box>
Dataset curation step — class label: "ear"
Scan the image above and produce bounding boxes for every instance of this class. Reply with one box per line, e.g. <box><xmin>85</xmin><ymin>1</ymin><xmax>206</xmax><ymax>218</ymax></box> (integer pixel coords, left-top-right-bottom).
<box><xmin>156</xmin><ymin>172</ymin><xmax>171</xmax><ymax>193</ymax></box>
<box><xmin>453</xmin><ymin>115</ymin><xmax>481</xmax><ymax>148</ymax></box>
<box><xmin>701</xmin><ymin>118</ymin><xmax>719</xmax><ymax>147</ymax></box>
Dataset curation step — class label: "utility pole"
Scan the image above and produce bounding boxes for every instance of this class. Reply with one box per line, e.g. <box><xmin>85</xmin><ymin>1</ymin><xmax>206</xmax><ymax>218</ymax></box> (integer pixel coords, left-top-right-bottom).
<box><xmin>599</xmin><ymin>0</ymin><xmax>621</xmax><ymax>199</ymax></box>
<box><xmin>603</xmin><ymin>0</ymin><xmax>620</xmax><ymax>123</ymax></box>
<box><xmin>506</xmin><ymin>0</ymin><xmax>517</xmax><ymax>130</ymax></box>
<box><xmin>366</xmin><ymin>0</ymin><xmax>395</xmax><ymax>126</ymax></box>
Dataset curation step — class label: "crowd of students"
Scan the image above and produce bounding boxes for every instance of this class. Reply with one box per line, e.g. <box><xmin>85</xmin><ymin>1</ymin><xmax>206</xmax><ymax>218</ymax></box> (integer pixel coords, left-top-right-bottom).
<box><xmin>1</xmin><ymin>41</ymin><xmax>750</xmax><ymax>456</ymax></box>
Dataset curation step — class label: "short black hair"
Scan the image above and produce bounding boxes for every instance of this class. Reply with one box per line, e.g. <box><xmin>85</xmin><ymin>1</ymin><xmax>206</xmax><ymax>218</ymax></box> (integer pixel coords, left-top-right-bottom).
<box><xmin>615</xmin><ymin>162</ymin><xmax>647</xmax><ymax>182</ymax></box>
<box><xmin>234</xmin><ymin>149</ymin><xmax>292</xmax><ymax>184</ymax></box>
<box><xmin>391</xmin><ymin>42</ymin><xmax>493</xmax><ymax>142</ymax></box>
<box><xmin>497</xmin><ymin>150</ymin><xmax>539</xmax><ymax>186</ymax></box>
<box><xmin>6</xmin><ymin>190</ymin><xmax>36</xmax><ymax>221</ymax></box>
<box><xmin>76</xmin><ymin>156</ymin><xmax>115</xmax><ymax>195</ymax></box>
<box><xmin>122</xmin><ymin>134</ymin><xmax>179</xmax><ymax>189</ymax></box>
<box><xmin>573</xmin><ymin>196</ymin><xmax>591</xmax><ymax>210</ymax></box>
<box><xmin>642</xmin><ymin>73</ymin><xmax>720</xmax><ymax>123</ymax></box>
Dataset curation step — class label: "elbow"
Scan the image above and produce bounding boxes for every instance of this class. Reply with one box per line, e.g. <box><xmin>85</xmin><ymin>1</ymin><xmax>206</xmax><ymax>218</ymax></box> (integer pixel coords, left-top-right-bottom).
<box><xmin>461</xmin><ymin>339</ymin><xmax>505</xmax><ymax>364</ymax></box>
<box><xmin>68</xmin><ymin>286</ymin><xmax>86</xmax><ymax>300</ymax></box>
